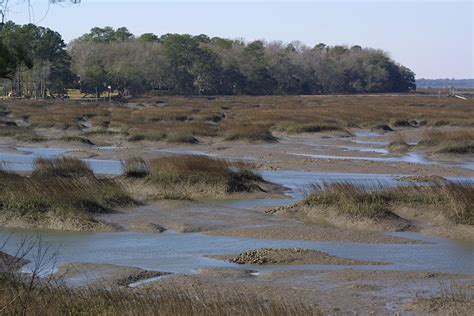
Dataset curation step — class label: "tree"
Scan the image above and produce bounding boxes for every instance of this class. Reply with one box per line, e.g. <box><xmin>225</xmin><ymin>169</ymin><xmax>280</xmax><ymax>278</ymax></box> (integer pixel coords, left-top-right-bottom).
<box><xmin>68</xmin><ymin>28</ymin><xmax>417</xmax><ymax>96</ymax></box>
<box><xmin>139</xmin><ymin>33</ymin><xmax>159</xmax><ymax>42</ymax></box>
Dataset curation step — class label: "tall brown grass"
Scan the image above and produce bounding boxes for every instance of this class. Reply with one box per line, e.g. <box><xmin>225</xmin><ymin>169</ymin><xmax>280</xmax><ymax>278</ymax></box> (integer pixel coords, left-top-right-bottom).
<box><xmin>123</xmin><ymin>155</ymin><xmax>263</xmax><ymax>196</ymax></box>
<box><xmin>305</xmin><ymin>182</ymin><xmax>474</xmax><ymax>225</ymax></box>
<box><xmin>2</xmin><ymin>95</ymin><xmax>473</xmax><ymax>145</ymax></box>
<box><xmin>388</xmin><ymin>132</ymin><xmax>410</xmax><ymax>152</ymax></box>
<box><xmin>418</xmin><ymin>129</ymin><xmax>474</xmax><ymax>154</ymax></box>
<box><xmin>0</xmin><ymin>158</ymin><xmax>133</xmax><ymax>230</ymax></box>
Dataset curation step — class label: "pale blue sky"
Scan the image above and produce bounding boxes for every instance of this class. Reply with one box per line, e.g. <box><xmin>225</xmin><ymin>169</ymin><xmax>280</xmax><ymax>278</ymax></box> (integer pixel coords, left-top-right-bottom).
<box><xmin>6</xmin><ymin>1</ymin><xmax>474</xmax><ymax>79</ymax></box>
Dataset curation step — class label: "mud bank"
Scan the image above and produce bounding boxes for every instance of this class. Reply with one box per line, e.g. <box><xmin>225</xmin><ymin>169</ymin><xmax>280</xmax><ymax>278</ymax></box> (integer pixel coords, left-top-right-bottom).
<box><xmin>210</xmin><ymin>248</ymin><xmax>389</xmax><ymax>265</ymax></box>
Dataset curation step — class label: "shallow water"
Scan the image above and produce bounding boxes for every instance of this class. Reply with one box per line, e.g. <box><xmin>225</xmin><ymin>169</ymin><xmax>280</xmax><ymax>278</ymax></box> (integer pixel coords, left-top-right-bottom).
<box><xmin>2</xmin><ymin>168</ymin><xmax>473</xmax><ymax>278</ymax></box>
<box><xmin>207</xmin><ymin>170</ymin><xmax>473</xmax><ymax>210</ymax></box>
<box><xmin>291</xmin><ymin>152</ymin><xmax>474</xmax><ymax>171</ymax></box>
<box><xmin>1</xmin><ymin>228</ymin><xmax>473</xmax><ymax>276</ymax></box>
<box><xmin>352</xmin><ymin>131</ymin><xmax>383</xmax><ymax>137</ymax></box>
<box><xmin>1</xmin><ymin>144</ymin><xmax>474</xmax><ymax>281</ymax></box>
<box><xmin>0</xmin><ymin>146</ymin><xmax>124</xmax><ymax>175</ymax></box>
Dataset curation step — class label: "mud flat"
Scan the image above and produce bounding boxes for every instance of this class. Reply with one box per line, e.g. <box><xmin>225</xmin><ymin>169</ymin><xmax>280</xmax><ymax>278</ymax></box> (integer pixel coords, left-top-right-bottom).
<box><xmin>54</xmin><ymin>263</ymin><xmax>167</xmax><ymax>287</ymax></box>
<box><xmin>142</xmin><ymin>267</ymin><xmax>474</xmax><ymax>315</ymax></box>
<box><xmin>210</xmin><ymin>248</ymin><xmax>389</xmax><ymax>265</ymax></box>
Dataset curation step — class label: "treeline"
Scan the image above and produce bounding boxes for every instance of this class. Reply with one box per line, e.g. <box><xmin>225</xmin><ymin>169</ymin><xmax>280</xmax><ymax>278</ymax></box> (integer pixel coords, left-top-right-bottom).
<box><xmin>1</xmin><ymin>24</ymin><xmax>416</xmax><ymax>97</ymax></box>
<box><xmin>0</xmin><ymin>22</ymin><xmax>75</xmax><ymax>97</ymax></box>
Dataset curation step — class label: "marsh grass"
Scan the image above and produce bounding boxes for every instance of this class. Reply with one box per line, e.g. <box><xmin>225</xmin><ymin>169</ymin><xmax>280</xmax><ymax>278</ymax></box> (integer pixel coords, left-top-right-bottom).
<box><xmin>123</xmin><ymin>155</ymin><xmax>263</xmax><ymax>196</ymax></box>
<box><xmin>0</xmin><ymin>273</ymin><xmax>319</xmax><ymax>316</ymax></box>
<box><xmin>304</xmin><ymin>182</ymin><xmax>474</xmax><ymax>224</ymax></box>
<box><xmin>418</xmin><ymin>129</ymin><xmax>474</xmax><ymax>154</ymax></box>
<box><xmin>273</xmin><ymin>122</ymin><xmax>345</xmax><ymax>134</ymax></box>
<box><xmin>32</xmin><ymin>158</ymin><xmax>94</xmax><ymax>178</ymax></box>
<box><xmin>388</xmin><ymin>132</ymin><xmax>410</xmax><ymax>152</ymax></box>
<box><xmin>147</xmin><ymin>155</ymin><xmax>262</xmax><ymax>193</ymax></box>
<box><xmin>0</xmin><ymin>126</ymin><xmax>46</xmax><ymax>142</ymax></box>
<box><xmin>0</xmin><ymin>159</ymin><xmax>133</xmax><ymax>229</ymax></box>
<box><xmin>2</xmin><ymin>96</ymin><xmax>474</xmax><ymax>146</ymax></box>
<box><xmin>410</xmin><ymin>280</ymin><xmax>474</xmax><ymax>315</ymax></box>
<box><xmin>59</xmin><ymin>135</ymin><xmax>95</xmax><ymax>145</ymax></box>
<box><xmin>122</xmin><ymin>157</ymin><xmax>149</xmax><ymax>178</ymax></box>
<box><xmin>221</xmin><ymin>122</ymin><xmax>277</xmax><ymax>142</ymax></box>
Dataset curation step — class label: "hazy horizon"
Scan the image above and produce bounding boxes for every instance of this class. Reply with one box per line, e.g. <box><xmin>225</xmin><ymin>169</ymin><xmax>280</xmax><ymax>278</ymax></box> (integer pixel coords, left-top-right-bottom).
<box><xmin>3</xmin><ymin>0</ymin><xmax>473</xmax><ymax>79</ymax></box>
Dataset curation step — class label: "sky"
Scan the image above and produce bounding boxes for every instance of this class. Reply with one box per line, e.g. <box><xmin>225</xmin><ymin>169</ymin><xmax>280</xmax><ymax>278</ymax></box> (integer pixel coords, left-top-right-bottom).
<box><xmin>4</xmin><ymin>0</ymin><xmax>474</xmax><ymax>79</ymax></box>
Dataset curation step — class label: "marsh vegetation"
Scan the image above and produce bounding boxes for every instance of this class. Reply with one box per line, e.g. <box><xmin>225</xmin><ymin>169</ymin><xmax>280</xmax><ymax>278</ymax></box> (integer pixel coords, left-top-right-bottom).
<box><xmin>0</xmin><ymin>158</ymin><xmax>133</xmax><ymax>231</ymax></box>
<box><xmin>303</xmin><ymin>182</ymin><xmax>474</xmax><ymax>225</ymax></box>
<box><xmin>122</xmin><ymin>155</ymin><xmax>266</xmax><ymax>199</ymax></box>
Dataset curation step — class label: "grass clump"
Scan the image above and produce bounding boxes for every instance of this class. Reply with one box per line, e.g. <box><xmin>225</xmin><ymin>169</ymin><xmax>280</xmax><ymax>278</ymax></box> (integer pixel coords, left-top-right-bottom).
<box><xmin>274</xmin><ymin>122</ymin><xmax>344</xmax><ymax>134</ymax></box>
<box><xmin>60</xmin><ymin>136</ymin><xmax>95</xmax><ymax>145</ymax></box>
<box><xmin>304</xmin><ymin>183</ymin><xmax>393</xmax><ymax>220</ymax></box>
<box><xmin>388</xmin><ymin>132</ymin><xmax>410</xmax><ymax>152</ymax></box>
<box><xmin>122</xmin><ymin>157</ymin><xmax>149</xmax><ymax>178</ymax></box>
<box><xmin>147</xmin><ymin>155</ymin><xmax>262</xmax><ymax>193</ymax></box>
<box><xmin>418</xmin><ymin>129</ymin><xmax>474</xmax><ymax>154</ymax></box>
<box><xmin>32</xmin><ymin>158</ymin><xmax>94</xmax><ymax>178</ymax></box>
<box><xmin>304</xmin><ymin>182</ymin><xmax>474</xmax><ymax>225</ymax></box>
<box><xmin>0</xmin><ymin>159</ymin><xmax>134</xmax><ymax>231</ymax></box>
<box><xmin>221</xmin><ymin>123</ymin><xmax>277</xmax><ymax>142</ymax></box>
<box><xmin>123</xmin><ymin>155</ymin><xmax>264</xmax><ymax>197</ymax></box>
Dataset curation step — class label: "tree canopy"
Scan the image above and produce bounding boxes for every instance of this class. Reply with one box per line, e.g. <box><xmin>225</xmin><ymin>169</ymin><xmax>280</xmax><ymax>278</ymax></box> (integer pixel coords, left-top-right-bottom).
<box><xmin>70</xmin><ymin>27</ymin><xmax>416</xmax><ymax>97</ymax></box>
<box><xmin>0</xmin><ymin>22</ymin><xmax>74</xmax><ymax>96</ymax></box>
<box><xmin>1</xmin><ymin>24</ymin><xmax>416</xmax><ymax>97</ymax></box>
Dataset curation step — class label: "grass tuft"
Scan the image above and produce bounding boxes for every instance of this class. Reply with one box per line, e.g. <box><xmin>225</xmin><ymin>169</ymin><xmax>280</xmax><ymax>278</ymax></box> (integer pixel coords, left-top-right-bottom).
<box><xmin>418</xmin><ymin>129</ymin><xmax>474</xmax><ymax>154</ymax></box>
<box><xmin>0</xmin><ymin>159</ymin><xmax>134</xmax><ymax>230</ymax></box>
<box><xmin>123</xmin><ymin>155</ymin><xmax>264</xmax><ymax>197</ymax></box>
<box><xmin>222</xmin><ymin>123</ymin><xmax>277</xmax><ymax>142</ymax></box>
<box><xmin>32</xmin><ymin>158</ymin><xmax>94</xmax><ymax>179</ymax></box>
<box><xmin>304</xmin><ymin>182</ymin><xmax>474</xmax><ymax>225</ymax></box>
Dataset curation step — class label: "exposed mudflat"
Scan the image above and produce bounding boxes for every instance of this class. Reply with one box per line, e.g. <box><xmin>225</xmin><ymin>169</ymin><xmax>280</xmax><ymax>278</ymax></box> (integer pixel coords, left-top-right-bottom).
<box><xmin>210</xmin><ymin>248</ymin><xmax>389</xmax><ymax>265</ymax></box>
<box><xmin>54</xmin><ymin>262</ymin><xmax>167</xmax><ymax>287</ymax></box>
<box><xmin>142</xmin><ymin>267</ymin><xmax>474</xmax><ymax>315</ymax></box>
<box><xmin>100</xmin><ymin>202</ymin><xmax>415</xmax><ymax>244</ymax></box>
